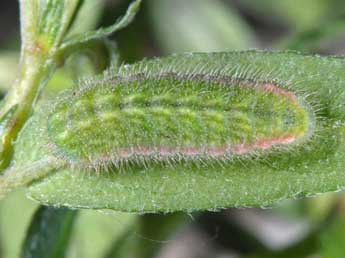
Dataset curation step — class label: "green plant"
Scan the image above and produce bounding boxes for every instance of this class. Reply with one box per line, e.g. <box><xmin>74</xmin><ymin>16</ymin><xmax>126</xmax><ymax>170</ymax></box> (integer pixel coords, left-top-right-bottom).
<box><xmin>1</xmin><ymin>1</ymin><xmax>345</xmax><ymax>257</ymax></box>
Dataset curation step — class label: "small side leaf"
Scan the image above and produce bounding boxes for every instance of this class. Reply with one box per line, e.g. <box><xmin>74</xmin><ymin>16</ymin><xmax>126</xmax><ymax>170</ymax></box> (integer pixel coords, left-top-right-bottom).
<box><xmin>59</xmin><ymin>0</ymin><xmax>141</xmax><ymax>58</ymax></box>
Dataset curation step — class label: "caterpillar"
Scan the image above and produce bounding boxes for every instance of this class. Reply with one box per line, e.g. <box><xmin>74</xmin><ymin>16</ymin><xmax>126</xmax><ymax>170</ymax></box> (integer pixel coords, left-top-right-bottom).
<box><xmin>46</xmin><ymin>72</ymin><xmax>314</xmax><ymax>170</ymax></box>
<box><xmin>5</xmin><ymin>51</ymin><xmax>345</xmax><ymax>212</ymax></box>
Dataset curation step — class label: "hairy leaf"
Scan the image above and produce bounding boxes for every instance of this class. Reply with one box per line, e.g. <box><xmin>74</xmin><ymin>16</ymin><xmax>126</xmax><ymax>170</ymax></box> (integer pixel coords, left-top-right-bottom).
<box><xmin>7</xmin><ymin>50</ymin><xmax>345</xmax><ymax>213</ymax></box>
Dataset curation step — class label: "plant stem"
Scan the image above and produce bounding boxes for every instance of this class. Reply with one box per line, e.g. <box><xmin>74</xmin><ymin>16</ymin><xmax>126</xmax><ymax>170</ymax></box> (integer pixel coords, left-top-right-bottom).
<box><xmin>0</xmin><ymin>46</ymin><xmax>55</xmax><ymax>170</ymax></box>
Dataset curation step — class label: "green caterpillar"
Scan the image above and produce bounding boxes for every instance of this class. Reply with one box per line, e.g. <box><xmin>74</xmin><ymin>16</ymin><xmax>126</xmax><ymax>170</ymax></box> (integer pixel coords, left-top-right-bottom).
<box><xmin>47</xmin><ymin>73</ymin><xmax>313</xmax><ymax>170</ymax></box>
<box><xmin>3</xmin><ymin>51</ymin><xmax>345</xmax><ymax>212</ymax></box>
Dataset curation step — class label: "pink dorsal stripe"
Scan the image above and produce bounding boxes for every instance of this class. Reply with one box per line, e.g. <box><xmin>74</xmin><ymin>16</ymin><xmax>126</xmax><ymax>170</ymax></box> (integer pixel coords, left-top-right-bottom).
<box><xmin>260</xmin><ymin>83</ymin><xmax>298</xmax><ymax>103</ymax></box>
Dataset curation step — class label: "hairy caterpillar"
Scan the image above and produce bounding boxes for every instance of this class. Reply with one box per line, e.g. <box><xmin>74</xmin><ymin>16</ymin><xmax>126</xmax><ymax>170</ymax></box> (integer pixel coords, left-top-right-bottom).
<box><xmin>47</xmin><ymin>72</ymin><xmax>314</xmax><ymax>170</ymax></box>
<box><xmin>4</xmin><ymin>51</ymin><xmax>345</xmax><ymax>212</ymax></box>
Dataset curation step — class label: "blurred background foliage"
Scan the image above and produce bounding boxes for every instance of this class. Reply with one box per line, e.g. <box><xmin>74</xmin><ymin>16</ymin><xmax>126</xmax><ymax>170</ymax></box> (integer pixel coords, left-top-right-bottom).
<box><xmin>1</xmin><ymin>0</ymin><xmax>345</xmax><ymax>258</ymax></box>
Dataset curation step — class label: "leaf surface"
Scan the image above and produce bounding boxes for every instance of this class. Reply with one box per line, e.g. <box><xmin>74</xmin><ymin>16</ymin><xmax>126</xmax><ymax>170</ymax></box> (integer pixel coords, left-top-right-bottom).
<box><xmin>13</xmin><ymin>50</ymin><xmax>345</xmax><ymax>212</ymax></box>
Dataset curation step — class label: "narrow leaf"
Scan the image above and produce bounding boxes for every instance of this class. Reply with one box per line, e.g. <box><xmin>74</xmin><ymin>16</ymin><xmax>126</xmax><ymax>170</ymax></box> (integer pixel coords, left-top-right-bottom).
<box><xmin>21</xmin><ymin>206</ymin><xmax>77</xmax><ymax>258</ymax></box>
<box><xmin>59</xmin><ymin>0</ymin><xmax>141</xmax><ymax>57</ymax></box>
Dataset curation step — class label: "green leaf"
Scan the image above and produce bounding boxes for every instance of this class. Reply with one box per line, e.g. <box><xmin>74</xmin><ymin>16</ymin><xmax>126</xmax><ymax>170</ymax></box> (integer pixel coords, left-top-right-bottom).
<box><xmin>59</xmin><ymin>0</ymin><xmax>142</xmax><ymax>58</ymax></box>
<box><xmin>9</xmin><ymin>50</ymin><xmax>345</xmax><ymax>213</ymax></box>
<box><xmin>21</xmin><ymin>206</ymin><xmax>77</xmax><ymax>258</ymax></box>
